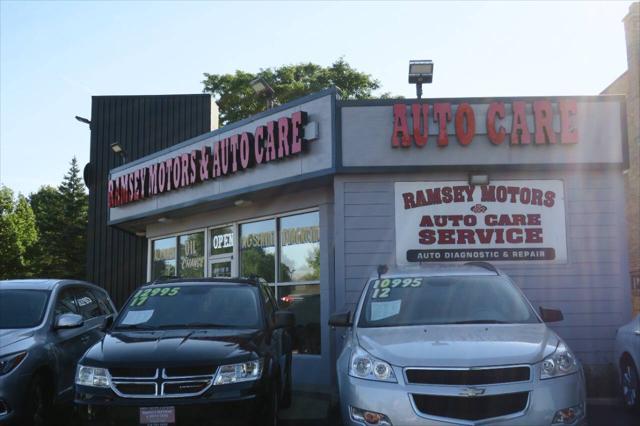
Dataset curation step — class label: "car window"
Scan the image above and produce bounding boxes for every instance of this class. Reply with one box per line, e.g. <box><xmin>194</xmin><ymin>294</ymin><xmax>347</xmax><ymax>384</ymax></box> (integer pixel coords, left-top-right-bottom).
<box><xmin>54</xmin><ymin>287</ymin><xmax>78</xmax><ymax>315</ymax></box>
<box><xmin>74</xmin><ymin>287</ymin><xmax>103</xmax><ymax>320</ymax></box>
<box><xmin>0</xmin><ymin>289</ymin><xmax>50</xmax><ymax>328</ymax></box>
<box><xmin>115</xmin><ymin>284</ymin><xmax>262</xmax><ymax>330</ymax></box>
<box><xmin>91</xmin><ymin>288</ymin><xmax>115</xmax><ymax>315</ymax></box>
<box><xmin>261</xmin><ymin>285</ymin><xmax>276</xmax><ymax>323</ymax></box>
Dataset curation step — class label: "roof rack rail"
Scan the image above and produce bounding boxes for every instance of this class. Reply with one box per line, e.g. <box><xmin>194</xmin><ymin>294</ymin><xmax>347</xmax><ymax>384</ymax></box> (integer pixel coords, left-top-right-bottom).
<box><xmin>149</xmin><ymin>275</ymin><xmax>181</xmax><ymax>284</ymax></box>
<box><xmin>464</xmin><ymin>261</ymin><xmax>499</xmax><ymax>274</ymax></box>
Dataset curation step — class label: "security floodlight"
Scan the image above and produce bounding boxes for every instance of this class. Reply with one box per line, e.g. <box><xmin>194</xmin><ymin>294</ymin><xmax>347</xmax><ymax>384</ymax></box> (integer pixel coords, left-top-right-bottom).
<box><xmin>250</xmin><ymin>77</ymin><xmax>275</xmax><ymax>109</ymax></box>
<box><xmin>469</xmin><ymin>173</ymin><xmax>490</xmax><ymax>186</ymax></box>
<box><xmin>408</xmin><ymin>60</ymin><xmax>434</xmax><ymax>100</ymax></box>
<box><xmin>110</xmin><ymin>142</ymin><xmax>127</xmax><ymax>163</ymax></box>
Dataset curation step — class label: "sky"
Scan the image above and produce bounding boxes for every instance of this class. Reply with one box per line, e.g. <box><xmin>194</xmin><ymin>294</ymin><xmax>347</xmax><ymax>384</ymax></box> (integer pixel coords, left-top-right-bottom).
<box><xmin>0</xmin><ymin>0</ymin><xmax>635</xmax><ymax>196</ymax></box>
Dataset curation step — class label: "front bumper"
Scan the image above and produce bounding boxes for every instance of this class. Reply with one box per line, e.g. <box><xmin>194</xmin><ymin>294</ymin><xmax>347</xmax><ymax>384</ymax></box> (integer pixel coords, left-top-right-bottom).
<box><xmin>338</xmin><ymin>365</ymin><xmax>587</xmax><ymax>426</ymax></box>
<box><xmin>75</xmin><ymin>379</ymin><xmax>271</xmax><ymax>426</ymax></box>
<box><xmin>0</xmin><ymin>370</ymin><xmax>31</xmax><ymax>425</ymax></box>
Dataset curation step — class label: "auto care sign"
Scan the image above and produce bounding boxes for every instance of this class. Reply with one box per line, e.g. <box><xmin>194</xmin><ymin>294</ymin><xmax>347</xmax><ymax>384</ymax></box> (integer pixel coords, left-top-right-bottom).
<box><xmin>395</xmin><ymin>180</ymin><xmax>567</xmax><ymax>264</ymax></box>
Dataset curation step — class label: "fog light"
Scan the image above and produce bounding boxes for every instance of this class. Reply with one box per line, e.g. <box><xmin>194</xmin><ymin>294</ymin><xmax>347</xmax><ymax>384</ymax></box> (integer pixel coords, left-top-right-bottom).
<box><xmin>350</xmin><ymin>406</ymin><xmax>392</xmax><ymax>425</ymax></box>
<box><xmin>552</xmin><ymin>403</ymin><xmax>584</xmax><ymax>424</ymax></box>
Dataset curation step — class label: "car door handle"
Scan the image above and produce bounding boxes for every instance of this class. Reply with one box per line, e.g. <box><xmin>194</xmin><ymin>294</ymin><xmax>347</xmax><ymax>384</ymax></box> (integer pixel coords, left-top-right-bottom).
<box><xmin>634</xmin><ymin>330</ymin><xmax>640</xmax><ymax>336</ymax></box>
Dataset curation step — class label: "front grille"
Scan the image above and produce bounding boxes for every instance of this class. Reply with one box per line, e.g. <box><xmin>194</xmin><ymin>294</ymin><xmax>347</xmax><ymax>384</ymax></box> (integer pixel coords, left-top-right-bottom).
<box><xmin>109</xmin><ymin>367</ymin><xmax>158</xmax><ymax>378</ymax></box>
<box><xmin>412</xmin><ymin>392</ymin><xmax>529</xmax><ymax>421</ymax></box>
<box><xmin>113</xmin><ymin>383</ymin><xmax>156</xmax><ymax>395</ymax></box>
<box><xmin>163</xmin><ymin>381</ymin><xmax>210</xmax><ymax>395</ymax></box>
<box><xmin>164</xmin><ymin>366</ymin><xmax>216</xmax><ymax>377</ymax></box>
<box><xmin>405</xmin><ymin>366</ymin><xmax>530</xmax><ymax>385</ymax></box>
<box><xmin>109</xmin><ymin>367</ymin><xmax>217</xmax><ymax>398</ymax></box>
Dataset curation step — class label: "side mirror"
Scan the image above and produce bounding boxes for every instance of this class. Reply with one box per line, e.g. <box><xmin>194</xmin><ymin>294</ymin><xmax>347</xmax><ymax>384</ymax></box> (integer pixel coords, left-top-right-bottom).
<box><xmin>55</xmin><ymin>313</ymin><xmax>84</xmax><ymax>330</ymax></box>
<box><xmin>101</xmin><ymin>315</ymin><xmax>114</xmax><ymax>332</ymax></box>
<box><xmin>274</xmin><ymin>311</ymin><xmax>295</xmax><ymax>329</ymax></box>
<box><xmin>539</xmin><ymin>307</ymin><xmax>564</xmax><ymax>323</ymax></box>
<box><xmin>329</xmin><ymin>311</ymin><xmax>352</xmax><ymax>328</ymax></box>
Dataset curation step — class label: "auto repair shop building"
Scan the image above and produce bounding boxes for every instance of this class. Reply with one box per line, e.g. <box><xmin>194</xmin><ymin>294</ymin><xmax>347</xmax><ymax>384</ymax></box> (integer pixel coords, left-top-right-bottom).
<box><xmin>90</xmin><ymin>88</ymin><xmax>631</xmax><ymax>388</ymax></box>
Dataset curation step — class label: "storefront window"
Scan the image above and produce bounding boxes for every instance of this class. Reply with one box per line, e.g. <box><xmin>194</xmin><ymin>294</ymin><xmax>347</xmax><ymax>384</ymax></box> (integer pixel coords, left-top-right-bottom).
<box><xmin>211</xmin><ymin>260</ymin><xmax>232</xmax><ymax>277</ymax></box>
<box><xmin>278</xmin><ymin>284</ymin><xmax>321</xmax><ymax>355</ymax></box>
<box><xmin>280</xmin><ymin>212</ymin><xmax>320</xmax><ymax>282</ymax></box>
<box><xmin>152</xmin><ymin>237</ymin><xmax>177</xmax><ymax>280</ymax></box>
<box><xmin>210</xmin><ymin>225</ymin><xmax>234</xmax><ymax>256</ymax></box>
<box><xmin>240</xmin><ymin>219</ymin><xmax>276</xmax><ymax>283</ymax></box>
<box><xmin>178</xmin><ymin>232</ymin><xmax>205</xmax><ymax>278</ymax></box>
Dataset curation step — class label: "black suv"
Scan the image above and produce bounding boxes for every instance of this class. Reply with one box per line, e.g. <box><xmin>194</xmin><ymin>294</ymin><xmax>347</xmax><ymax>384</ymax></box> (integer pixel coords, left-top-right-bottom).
<box><xmin>74</xmin><ymin>278</ymin><xmax>294</xmax><ymax>426</ymax></box>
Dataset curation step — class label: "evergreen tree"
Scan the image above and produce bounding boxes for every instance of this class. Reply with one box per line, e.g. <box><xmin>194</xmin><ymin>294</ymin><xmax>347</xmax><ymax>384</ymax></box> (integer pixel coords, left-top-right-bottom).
<box><xmin>28</xmin><ymin>185</ymin><xmax>65</xmax><ymax>277</ymax></box>
<box><xmin>58</xmin><ymin>157</ymin><xmax>88</xmax><ymax>279</ymax></box>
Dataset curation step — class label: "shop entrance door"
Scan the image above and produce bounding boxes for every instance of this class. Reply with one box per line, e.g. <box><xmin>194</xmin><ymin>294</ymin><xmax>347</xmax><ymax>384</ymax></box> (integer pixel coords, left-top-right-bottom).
<box><xmin>208</xmin><ymin>257</ymin><xmax>234</xmax><ymax>278</ymax></box>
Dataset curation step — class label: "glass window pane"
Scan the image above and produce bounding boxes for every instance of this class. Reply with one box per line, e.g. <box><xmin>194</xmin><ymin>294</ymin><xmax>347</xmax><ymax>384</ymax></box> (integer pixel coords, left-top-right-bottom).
<box><xmin>278</xmin><ymin>284</ymin><xmax>320</xmax><ymax>355</ymax></box>
<box><xmin>210</xmin><ymin>226</ymin><xmax>234</xmax><ymax>256</ymax></box>
<box><xmin>152</xmin><ymin>237</ymin><xmax>177</xmax><ymax>280</ymax></box>
<box><xmin>178</xmin><ymin>232</ymin><xmax>205</xmax><ymax>278</ymax></box>
<box><xmin>279</xmin><ymin>212</ymin><xmax>320</xmax><ymax>282</ymax></box>
<box><xmin>211</xmin><ymin>261</ymin><xmax>231</xmax><ymax>278</ymax></box>
<box><xmin>240</xmin><ymin>219</ymin><xmax>276</xmax><ymax>283</ymax></box>
<box><xmin>74</xmin><ymin>287</ymin><xmax>102</xmax><ymax>320</ymax></box>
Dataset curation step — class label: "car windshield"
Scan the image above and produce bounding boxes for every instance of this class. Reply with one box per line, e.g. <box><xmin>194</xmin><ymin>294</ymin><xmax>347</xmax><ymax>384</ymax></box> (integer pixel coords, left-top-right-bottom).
<box><xmin>0</xmin><ymin>289</ymin><xmax>50</xmax><ymax>329</ymax></box>
<box><xmin>358</xmin><ymin>275</ymin><xmax>539</xmax><ymax>327</ymax></box>
<box><xmin>114</xmin><ymin>284</ymin><xmax>261</xmax><ymax>330</ymax></box>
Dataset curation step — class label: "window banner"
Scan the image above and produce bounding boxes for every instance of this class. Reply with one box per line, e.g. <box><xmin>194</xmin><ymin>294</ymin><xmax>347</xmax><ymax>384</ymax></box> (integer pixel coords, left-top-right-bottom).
<box><xmin>394</xmin><ymin>180</ymin><xmax>567</xmax><ymax>264</ymax></box>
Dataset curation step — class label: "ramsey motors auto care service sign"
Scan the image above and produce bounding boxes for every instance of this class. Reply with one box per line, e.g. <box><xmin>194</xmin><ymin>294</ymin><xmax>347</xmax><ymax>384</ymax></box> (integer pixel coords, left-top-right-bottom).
<box><xmin>395</xmin><ymin>180</ymin><xmax>567</xmax><ymax>264</ymax></box>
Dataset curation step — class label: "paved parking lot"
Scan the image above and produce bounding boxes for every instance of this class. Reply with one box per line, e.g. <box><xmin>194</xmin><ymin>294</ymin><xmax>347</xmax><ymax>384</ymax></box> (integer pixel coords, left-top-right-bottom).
<box><xmin>50</xmin><ymin>398</ymin><xmax>638</xmax><ymax>426</ymax></box>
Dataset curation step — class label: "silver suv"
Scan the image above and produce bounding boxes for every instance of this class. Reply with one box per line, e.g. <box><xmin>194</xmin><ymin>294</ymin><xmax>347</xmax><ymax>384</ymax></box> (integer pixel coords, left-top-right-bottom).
<box><xmin>330</xmin><ymin>262</ymin><xmax>586</xmax><ymax>426</ymax></box>
<box><xmin>0</xmin><ymin>279</ymin><xmax>116</xmax><ymax>426</ymax></box>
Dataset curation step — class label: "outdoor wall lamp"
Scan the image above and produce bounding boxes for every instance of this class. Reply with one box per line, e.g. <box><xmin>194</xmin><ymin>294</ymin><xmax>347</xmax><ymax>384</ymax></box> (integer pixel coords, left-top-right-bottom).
<box><xmin>408</xmin><ymin>60</ymin><xmax>434</xmax><ymax>100</ymax></box>
<box><xmin>110</xmin><ymin>142</ymin><xmax>127</xmax><ymax>164</ymax></box>
<box><xmin>250</xmin><ymin>76</ymin><xmax>275</xmax><ymax>109</ymax></box>
<box><xmin>468</xmin><ymin>173</ymin><xmax>490</xmax><ymax>186</ymax></box>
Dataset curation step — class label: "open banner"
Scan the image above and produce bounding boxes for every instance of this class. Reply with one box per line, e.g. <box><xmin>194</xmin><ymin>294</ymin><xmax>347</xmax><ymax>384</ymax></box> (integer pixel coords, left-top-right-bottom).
<box><xmin>395</xmin><ymin>180</ymin><xmax>567</xmax><ymax>264</ymax></box>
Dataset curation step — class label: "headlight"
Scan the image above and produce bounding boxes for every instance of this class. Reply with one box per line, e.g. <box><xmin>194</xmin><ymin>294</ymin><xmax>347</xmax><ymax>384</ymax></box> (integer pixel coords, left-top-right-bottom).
<box><xmin>540</xmin><ymin>341</ymin><xmax>578</xmax><ymax>379</ymax></box>
<box><xmin>0</xmin><ymin>351</ymin><xmax>27</xmax><ymax>375</ymax></box>
<box><xmin>75</xmin><ymin>365</ymin><xmax>111</xmax><ymax>388</ymax></box>
<box><xmin>349</xmin><ymin>346</ymin><xmax>396</xmax><ymax>382</ymax></box>
<box><xmin>213</xmin><ymin>359</ymin><xmax>263</xmax><ymax>385</ymax></box>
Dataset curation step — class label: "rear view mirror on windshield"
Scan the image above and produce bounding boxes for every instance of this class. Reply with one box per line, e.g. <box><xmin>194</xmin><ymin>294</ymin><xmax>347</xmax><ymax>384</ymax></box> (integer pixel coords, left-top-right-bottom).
<box><xmin>329</xmin><ymin>311</ymin><xmax>352</xmax><ymax>327</ymax></box>
<box><xmin>539</xmin><ymin>307</ymin><xmax>564</xmax><ymax>323</ymax></box>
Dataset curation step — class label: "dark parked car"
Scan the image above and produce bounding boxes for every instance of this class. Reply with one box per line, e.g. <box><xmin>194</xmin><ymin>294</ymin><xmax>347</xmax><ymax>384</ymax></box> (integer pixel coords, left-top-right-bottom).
<box><xmin>74</xmin><ymin>278</ymin><xmax>294</xmax><ymax>426</ymax></box>
<box><xmin>0</xmin><ymin>279</ymin><xmax>116</xmax><ymax>426</ymax></box>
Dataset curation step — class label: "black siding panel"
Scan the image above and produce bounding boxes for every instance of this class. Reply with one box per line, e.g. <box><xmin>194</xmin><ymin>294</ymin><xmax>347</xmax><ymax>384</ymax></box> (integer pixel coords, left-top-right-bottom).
<box><xmin>87</xmin><ymin>94</ymin><xmax>211</xmax><ymax>307</ymax></box>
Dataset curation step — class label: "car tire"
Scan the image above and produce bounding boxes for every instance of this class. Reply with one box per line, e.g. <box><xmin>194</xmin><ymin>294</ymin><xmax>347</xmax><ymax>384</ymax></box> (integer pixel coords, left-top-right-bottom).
<box><xmin>280</xmin><ymin>353</ymin><xmax>293</xmax><ymax>409</ymax></box>
<box><xmin>620</xmin><ymin>357</ymin><xmax>640</xmax><ymax>411</ymax></box>
<box><xmin>24</xmin><ymin>374</ymin><xmax>53</xmax><ymax>426</ymax></box>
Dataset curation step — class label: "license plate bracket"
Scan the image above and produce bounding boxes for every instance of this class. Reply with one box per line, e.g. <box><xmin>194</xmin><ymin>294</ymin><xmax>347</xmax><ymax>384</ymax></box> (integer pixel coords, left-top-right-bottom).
<box><xmin>139</xmin><ymin>406</ymin><xmax>176</xmax><ymax>425</ymax></box>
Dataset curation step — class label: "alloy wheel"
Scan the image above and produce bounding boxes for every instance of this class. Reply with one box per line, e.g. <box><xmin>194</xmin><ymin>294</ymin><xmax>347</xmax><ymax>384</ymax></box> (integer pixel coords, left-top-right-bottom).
<box><xmin>622</xmin><ymin>362</ymin><xmax>639</xmax><ymax>407</ymax></box>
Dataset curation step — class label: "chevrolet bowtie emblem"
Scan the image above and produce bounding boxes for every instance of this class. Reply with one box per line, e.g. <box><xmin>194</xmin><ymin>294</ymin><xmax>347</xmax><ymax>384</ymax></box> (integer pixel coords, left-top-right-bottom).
<box><xmin>459</xmin><ymin>387</ymin><xmax>486</xmax><ymax>397</ymax></box>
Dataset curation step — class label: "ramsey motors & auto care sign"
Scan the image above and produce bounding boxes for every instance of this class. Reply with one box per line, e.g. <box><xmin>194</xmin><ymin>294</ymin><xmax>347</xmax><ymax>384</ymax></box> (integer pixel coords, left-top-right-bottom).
<box><xmin>395</xmin><ymin>180</ymin><xmax>567</xmax><ymax>264</ymax></box>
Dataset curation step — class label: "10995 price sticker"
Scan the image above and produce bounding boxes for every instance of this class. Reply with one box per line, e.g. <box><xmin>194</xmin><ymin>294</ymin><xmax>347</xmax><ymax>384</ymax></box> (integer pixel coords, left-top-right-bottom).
<box><xmin>370</xmin><ymin>277</ymin><xmax>423</xmax><ymax>299</ymax></box>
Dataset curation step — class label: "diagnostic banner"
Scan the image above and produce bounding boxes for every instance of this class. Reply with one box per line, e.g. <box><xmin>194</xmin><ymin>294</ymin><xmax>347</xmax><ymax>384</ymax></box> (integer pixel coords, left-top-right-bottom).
<box><xmin>395</xmin><ymin>180</ymin><xmax>567</xmax><ymax>264</ymax></box>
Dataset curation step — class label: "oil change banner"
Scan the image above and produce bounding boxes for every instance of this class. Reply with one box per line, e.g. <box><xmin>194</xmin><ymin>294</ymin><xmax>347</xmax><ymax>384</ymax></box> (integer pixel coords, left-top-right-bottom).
<box><xmin>395</xmin><ymin>180</ymin><xmax>567</xmax><ymax>264</ymax></box>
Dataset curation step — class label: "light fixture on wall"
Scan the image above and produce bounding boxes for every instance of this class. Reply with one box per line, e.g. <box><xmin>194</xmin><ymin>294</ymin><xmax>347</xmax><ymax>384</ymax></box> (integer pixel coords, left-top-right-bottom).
<box><xmin>234</xmin><ymin>199</ymin><xmax>253</xmax><ymax>207</ymax></box>
<box><xmin>408</xmin><ymin>60</ymin><xmax>434</xmax><ymax>100</ymax></box>
<box><xmin>468</xmin><ymin>173</ymin><xmax>490</xmax><ymax>186</ymax></box>
<box><xmin>249</xmin><ymin>76</ymin><xmax>275</xmax><ymax>110</ymax></box>
<box><xmin>157</xmin><ymin>217</ymin><xmax>171</xmax><ymax>223</ymax></box>
<box><xmin>110</xmin><ymin>142</ymin><xmax>127</xmax><ymax>164</ymax></box>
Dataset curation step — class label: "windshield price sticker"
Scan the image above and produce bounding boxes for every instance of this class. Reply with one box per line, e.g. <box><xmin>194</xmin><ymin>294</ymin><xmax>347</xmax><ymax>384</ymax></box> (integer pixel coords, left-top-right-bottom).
<box><xmin>131</xmin><ymin>287</ymin><xmax>180</xmax><ymax>306</ymax></box>
<box><xmin>371</xmin><ymin>277</ymin><xmax>423</xmax><ymax>299</ymax></box>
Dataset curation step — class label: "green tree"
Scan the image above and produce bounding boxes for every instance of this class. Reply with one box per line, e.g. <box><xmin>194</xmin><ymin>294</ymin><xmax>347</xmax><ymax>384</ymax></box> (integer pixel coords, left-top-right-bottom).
<box><xmin>28</xmin><ymin>185</ymin><xmax>64</xmax><ymax>277</ymax></box>
<box><xmin>28</xmin><ymin>157</ymin><xmax>88</xmax><ymax>279</ymax></box>
<box><xmin>203</xmin><ymin>58</ymin><xmax>390</xmax><ymax>125</ymax></box>
<box><xmin>58</xmin><ymin>157</ymin><xmax>88</xmax><ymax>279</ymax></box>
<box><xmin>0</xmin><ymin>185</ymin><xmax>38</xmax><ymax>278</ymax></box>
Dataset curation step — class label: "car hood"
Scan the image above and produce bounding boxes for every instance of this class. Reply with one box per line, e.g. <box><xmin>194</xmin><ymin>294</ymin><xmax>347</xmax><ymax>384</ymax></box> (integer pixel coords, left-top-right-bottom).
<box><xmin>357</xmin><ymin>323</ymin><xmax>559</xmax><ymax>367</ymax></box>
<box><xmin>0</xmin><ymin>328</ymin><xmax>35</xmax><ymax>353</ymax></box>
<box><xmin>82</xmin><ymin>328</ymin><xmax>264</xmax><ymax>368</ymax></box>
